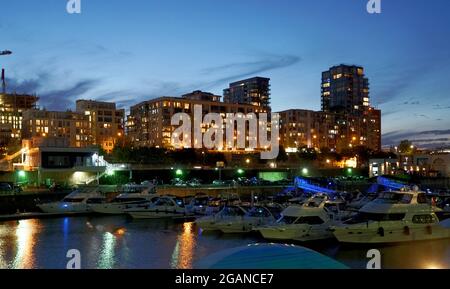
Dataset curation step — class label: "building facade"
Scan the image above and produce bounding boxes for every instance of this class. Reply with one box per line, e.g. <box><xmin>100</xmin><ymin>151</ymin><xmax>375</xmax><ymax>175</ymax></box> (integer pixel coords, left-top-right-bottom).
<box><xmin>0</xmin><ymin>93</ymin><xmax>39</xmax><ymax>153</ymax></box>
<box><xmin>76</xmin><ymin>100</ymin><xmax>125</xmax><ymax>153</ymax></box>
<box><xmin>127</xmin><ymin>95</ymin><xmax>268</xmax><ymax>149</ymax></box>
<box><xmin>223</xmin><ymin>77</ymin><xmax>271</xmax><ymax>108</ymax></box>
<box><xmin>22</xmin><ymin>109</ymin><xmax>92</xmax><ymax>148</ymax></box>
<box><xmin>369</xmin><ymin>153</ymin><xmax>450</xmax><ymax>178</ymax></box>
<box><xmin>278</xmin><ymin>109</ymin><xmax>319</xmax><ymax>150</ymax></box>
<box><xmin>321</xmin><ymin>65</ymin><xmax>370</xmax><ymax>116</ymax></box>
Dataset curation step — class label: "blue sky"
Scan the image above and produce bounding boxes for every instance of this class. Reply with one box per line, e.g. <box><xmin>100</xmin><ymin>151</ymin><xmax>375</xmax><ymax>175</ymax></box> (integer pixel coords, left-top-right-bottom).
<box><xmin>1</xmin><ymin>0</ymin><xmax>450</xmax><ymax>147</ymax></box>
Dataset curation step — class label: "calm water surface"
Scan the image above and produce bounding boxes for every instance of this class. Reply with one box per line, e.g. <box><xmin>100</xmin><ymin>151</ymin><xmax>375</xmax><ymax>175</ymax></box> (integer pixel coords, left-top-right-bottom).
<box><xmin>0</xmin><ymin>216</ymin><xmax>448</xmax><ymax>269</ymax></box>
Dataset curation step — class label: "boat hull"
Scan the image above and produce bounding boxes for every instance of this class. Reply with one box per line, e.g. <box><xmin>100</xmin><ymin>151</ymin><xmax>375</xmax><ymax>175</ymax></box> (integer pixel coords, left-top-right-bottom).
<box><xmin>128</xmin><ymin>210</ymin><xmax>191</xmax><ymax>219</ymax></box>
<box><xmin>37</xmin><ymin>203</ymin><xmax>91</xmax><ymax>214</ymax></box>
<box><xmin>333</xmin><ymin>223</ymin><xmax>450</xmax><ymax>244</ymax></box>
<box><xmin>258</xmin><ymin>225</ymin><xmax>334</xmax><ymax>242</ymax></box>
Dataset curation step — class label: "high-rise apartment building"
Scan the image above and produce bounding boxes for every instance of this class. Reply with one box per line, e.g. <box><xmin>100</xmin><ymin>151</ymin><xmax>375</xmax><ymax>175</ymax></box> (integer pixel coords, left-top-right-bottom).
<box><xmin>278</xmin><ymin>64</ymin><xmax>381</xmax><ymax>153</ymax></box>
<box><xmin>321</xmin><ymin>65</ymin><xmax>370</xmax><ymax>116</ymax></box>
<box><xmin>223</xmin><ymin>77</ymin><xmax>271</xmax><ymax>108</ymax></box>
<box><xmin>76</xmin><ymin>100</ymin><xmax>125</xmax><ymax>153</ymax></box>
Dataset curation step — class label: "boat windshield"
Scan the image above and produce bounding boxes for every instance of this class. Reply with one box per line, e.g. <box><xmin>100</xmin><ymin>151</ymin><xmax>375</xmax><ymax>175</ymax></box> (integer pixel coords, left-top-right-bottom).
<box><xmin>62</xmin><ymin>198</ymin><xmax>84</xmax><ymax>203</ymax></box>
<box><xmin>376</xmin><ymin>192</ymin><xmax>413</xmax><ymax>204</ymax></box>
<box><xmin>86</xmin><ymin>198</ymin><xmax>105</xmax><ymax>204</ymax></box>
<box><xmin>219</xmin><ymin>206</ymin><xmax>246</xmax><ymax>217</ymax></box>
<box><xmin>247</xmin><ymin>207</ymin><xmax>271</xmax><ymax>218</ymax></box>
<box><xmin>277</xmin><ymin>216</ymin><xmax>298</xmax><ymax>224</ymax></box>
<box><xmin>193</xmin><ymin>198</ymin><xmax>209</xmax><ymax>206</ymax></box>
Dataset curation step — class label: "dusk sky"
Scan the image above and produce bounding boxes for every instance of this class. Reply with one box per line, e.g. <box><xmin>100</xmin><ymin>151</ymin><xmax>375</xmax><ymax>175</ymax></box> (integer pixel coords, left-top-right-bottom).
<box><xmin>1</xmin><ymin>0</ymin><xmax>450</xmax><ymax>147</ymax></box>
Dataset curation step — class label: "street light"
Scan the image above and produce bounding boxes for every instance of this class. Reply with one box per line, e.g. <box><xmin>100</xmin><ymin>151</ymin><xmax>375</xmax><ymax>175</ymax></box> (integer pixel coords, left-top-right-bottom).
<box><xmin>18</xmin><ymin>170</ymin><xmax>26</xmax><ymax>178</ymax></box>
<box><xmin>302</xmin><ymin>168</ymin><xmax>308</xmax><ymax>175</ymax></box>
<box><xmin>237</xmin><ymin>169</ymin><xmax>245</xmax><ymax>175</ymax></box>
<box><xmin>176</xmin><ymin>169</ymin><xmax>183</xmax><ymax>176</ymax></box>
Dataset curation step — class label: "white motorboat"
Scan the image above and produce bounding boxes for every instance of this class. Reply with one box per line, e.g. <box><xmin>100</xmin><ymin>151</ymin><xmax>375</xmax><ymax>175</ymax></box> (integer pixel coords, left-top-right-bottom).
<box><xmin>125</xmin><ymin>195</ymin><xmax>193</xmax><ymax>219</ymax></box>
<box><xmin>195</xmin><ymin>206</ymin><xmax>248</xmax><ymax>232</ymax></box>
<box><xmin>37</xmin><ymin>187</ymin><xmax>105</xmax><ymax>214</ymax></box>
<box><xmin>332</xmin><ymin>187</ymin><xmax>450</xmax><ymax>243</ymax></box>
<box><xmin>347</xmin><ymin>192</ymin><xmax>378</xmax><ymax>211</ymax></box>
<box><xmin>89</xmin><ymin>183</ymin><xmax>158</xmax><ymax>215</ymax></box>
<box><xmin>255</xmin><ymin>197</ymin><xmax>350</xmax><ymax>242</ymax></box>
<box><xmin>215</xmin><ymin>205</ymin><xmax>283</xmax><ymax>234</ymax></box>
<box><xmin>185</xmin><ymin>194</ymin><xmax>212</xmax><ymax>216</ymax></box>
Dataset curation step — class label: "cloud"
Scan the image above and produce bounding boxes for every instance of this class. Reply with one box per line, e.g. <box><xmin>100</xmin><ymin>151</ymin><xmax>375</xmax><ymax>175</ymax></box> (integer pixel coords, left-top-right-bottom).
<box><xmin>200</xmin><ymin>54</ymin><xmax>301</xmax><ymax>89</ymax></box>
<box><xmin>382</xmin><ymin>129</ymin><xmax>450</xmax><ymax>149</ymax></box>
<box><xmin>41</xmin><ymin>79</ymin><xmax>100</xmax><ymax>111</ymax></box>
<box><xmin>414</xmin><ymin>113</ymin><xmax>430</xmax><ymax>119</ymax></box>
<box><xmin>4</xmin><ymin>52</ymin><xmax>300</xmax><ymax>112</ymax></box>
<box><xmin>403</xmin><ymin>99</ymin><xmax>420</xmax><ymax>105</ymax></box>
<box><xmin>6</xmin><ymin>73</ymin><xmax>100</xmax><ymax>111</ymax></box>
<box><xmin>433</xmin><ymin>104</ymin><xmax>450</xmax><ymax>110</ymax></box>
<box><xmin>372</xmin><ymin>59</ymin><xmax>442</xmax><ymax>106</ymax></box>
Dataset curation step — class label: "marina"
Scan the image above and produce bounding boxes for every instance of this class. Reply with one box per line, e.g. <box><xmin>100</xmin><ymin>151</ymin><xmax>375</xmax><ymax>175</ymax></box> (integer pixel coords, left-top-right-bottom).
<box><xmin>0</xmin><ymin>215</ymin><xmax>448</xmax><ymax>269</ymax></box>
<box><xmin>0</xmin><ymin>178</ymin><xmax>449</xmax><ymax>269</ymax></box>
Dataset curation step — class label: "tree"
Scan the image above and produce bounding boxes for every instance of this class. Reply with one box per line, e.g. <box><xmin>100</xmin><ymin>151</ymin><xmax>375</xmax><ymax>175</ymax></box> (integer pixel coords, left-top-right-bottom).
<box><xmin>276</xmin><ymin>146</ymin><xmax>288</xmax><ymax>162</ymax></box>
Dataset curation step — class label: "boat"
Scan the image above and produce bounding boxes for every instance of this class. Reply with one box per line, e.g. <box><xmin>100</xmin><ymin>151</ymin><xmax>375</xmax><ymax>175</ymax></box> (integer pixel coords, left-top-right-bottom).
<box><xmin>255</xmin><ymin>196</ymin><xmax>350</xmax><ymax>242</ymax></box>
<box><xmin>347</xmin><ymin>191</ymin><xmax>378</xmax><ymax>211</ymax></box>
<box><xmin>332</xmin><ymin>187</ymin><xmax>450</xmax><ymax>243</ymax></box>
<box><xmin>125</xmin><ymin>195</ymin><xmax>193</xmax><ymax>219</ymax></box>
<box><xmin>195</xmin><ymin>205</ymin><xmax>248</xmax><ymax>232</ymax></box>
<box><xmin>214</xmin><ymin>205</ymin><xmax>283</xmax><ymax>234</ymax></box>
<box><xmin>37</xmin><ymin>187</ymin><xmax>105</xmax><ymax>214</ymax></box>
<box><xmin>185</xmin><ymin>194</ymin><xmax>213</xmax><ymax>216</ymax></box>
<box><xmin>89</xmin><ymin>183</ymin><xmax>158</xmax><ymax>215</ymax></box>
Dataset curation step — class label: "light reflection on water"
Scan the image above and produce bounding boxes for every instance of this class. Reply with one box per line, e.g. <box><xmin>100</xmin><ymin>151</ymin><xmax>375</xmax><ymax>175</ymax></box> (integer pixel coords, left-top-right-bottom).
<box><xmin>0</xmin><ymin>216</ymin><xmax>448</xmax><ymax>269</ymax></box>
<box><xmin>170</xmin><ymin>222</ymin><xmax>196</xmax><ymax>269</ymax></box>
<box><xmin>0</xmin><ymin>219</ymin><xmax>40</xmax><ymax>269</ymax></box>
<box><xmin>98</xmin><ymin>232</ymin><xmax>116</xmax><ymax>269</ymax></box>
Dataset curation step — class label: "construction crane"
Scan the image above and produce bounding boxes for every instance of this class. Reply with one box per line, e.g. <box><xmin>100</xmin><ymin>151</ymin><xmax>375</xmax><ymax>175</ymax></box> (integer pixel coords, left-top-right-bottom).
<box><xmin>1</xmin><ymin>50</ymin><xmax>12</xmax><ymax>93</ymax></box>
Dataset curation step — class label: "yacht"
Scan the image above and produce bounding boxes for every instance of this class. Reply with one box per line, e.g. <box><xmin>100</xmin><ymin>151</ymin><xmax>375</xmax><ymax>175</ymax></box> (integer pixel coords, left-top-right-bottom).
<box><xmin>89</xmin><ymin>183</ymin><xmax>158</xmax><ymax>215</ymax></box>
<box><xmin>37</xmin><ymin>187</ymin><xmax>105</xmax><ymax>214</ymax></box>
<box><xmin>347</xmin><ymin>192</ymin><xmax>378</xmax><ymax>211</ymax></box>
<box><xmin>255</xmin><ymin>197</ymin><xmax>350</xmax><ymax>242</ymax></box>
<box><xmin>215</xmin><ymin>205</ymin><xmax>283</xmax><ymax>234</ymax></box>
<box><xmin>332</xmin><ymin>187</ymin><xmax>450</xmax><ymax>243</ymax></box>
<box><xmin>185</xmin><ymin>194</ymin><xmax>212</xmax><ymax>216</ymax></box>
<box><xmin>195</xmin><ymin>205</ymin><xmax>248</xmax><ymax>232</ymax></box>
<box><xmin>125</xmin><ymin>195</ymin><xmax>193</xmax><ymax>219</ymax></box>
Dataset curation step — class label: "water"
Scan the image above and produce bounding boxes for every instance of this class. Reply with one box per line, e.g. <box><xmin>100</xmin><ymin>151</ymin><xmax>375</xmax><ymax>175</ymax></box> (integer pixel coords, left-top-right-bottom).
<box><xmin>0</xmin><ymin>216</ymin><xmax>448</xmax><ymax>269</ymax></box>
